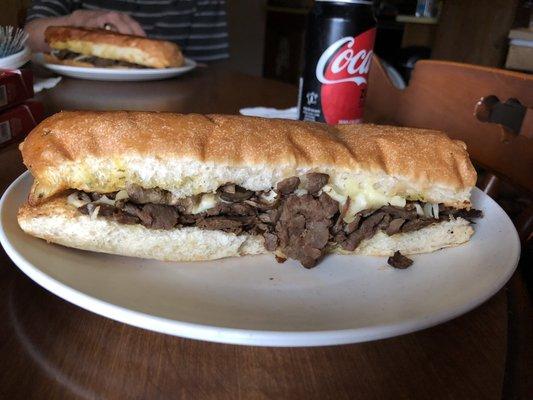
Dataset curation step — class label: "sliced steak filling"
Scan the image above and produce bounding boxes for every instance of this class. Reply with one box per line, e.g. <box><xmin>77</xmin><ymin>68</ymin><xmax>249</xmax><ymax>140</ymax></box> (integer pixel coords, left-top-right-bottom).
<box><xmin>70</xmin><ymin>174</ymin><xmax>482</xmax><ymax>268</ymax></box>
<box><xmin>388</xmin><ymin>251</ymin><xmax>414</xmax><ymax>269</ymax></box>
<box><xmin>275</xmin><ymin>193</ymin><xmax>338</xmax><ymax>268</ymax></box>
<box><xmin>51</xmin><ymin>50</ymin><xmax>149</xmax><ymax>68</ymax></box>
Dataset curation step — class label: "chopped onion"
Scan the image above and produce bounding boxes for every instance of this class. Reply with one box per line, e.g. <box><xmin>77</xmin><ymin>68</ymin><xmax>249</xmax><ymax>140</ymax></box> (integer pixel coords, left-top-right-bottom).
<box><xmin>389</xmin><ymin>196</ymin><xmax>406</xmax><ymax>208</ymax></box>
<box><xmin>414</xmin><ymin>203</ymin><xmax>424</xmax><ymax>216</ymax></box>
<box><xmin>432</xmin><ymin>203</ymin><xmax>439</xmax><ymax>219</ymax></box>
<box><xmin>224</xmin><ymin>184</ymin><xmax>236</xmax><ymax>194</ymax></box>
<box><xmin>294</xmin><ymin>188</ymin><xmax>308</xmax><ymax>196</ymax></box>
<box><xmin>190</xmin><ymin>193</ymin><xmax>217</xmax><ymax>214</ymax></box>
<box><xmin>73</xmin><ymin>54</ymin><xmax>90</xmax><ymax>61</ymax></box>
<box><xmin>94</xmin><ymin>195</ymin><xmax>115</xmax><ymax>206</ymax></box>
<box><xmin>115</xmin><ymin>190</ymin><xmax>129</xmax><ymax>201</ymax></box>
<box><xmin>67</xmin><ymin>191</ymin><xmax>91</xmax><ymax>208</ymax></box>
<box><xmin>260</xmin><ymin>190</ymin><xmax>278</xmax><ymax>204</ymax></box>
<box><xmin>423</xmin><ymin>203</ymin><xmax>433</xmax><ymax>218</ymax></box>
<box><xmin>90</xmin><ymin>205</ymin><xmax>100</xmax><ymax>220</ymax></box>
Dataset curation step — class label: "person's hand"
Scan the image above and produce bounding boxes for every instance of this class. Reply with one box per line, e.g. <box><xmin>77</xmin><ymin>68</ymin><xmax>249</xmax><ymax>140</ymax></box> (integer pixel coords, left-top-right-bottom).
<box><xmin>67</xmin><ymin>10</ymin><xmax>146</xmax><ymax>37</ymax></box>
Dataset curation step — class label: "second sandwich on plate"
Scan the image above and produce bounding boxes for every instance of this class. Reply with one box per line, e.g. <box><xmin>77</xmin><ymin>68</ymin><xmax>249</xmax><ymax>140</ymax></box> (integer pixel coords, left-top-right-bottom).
<box><xmin>43</xmin><ymin>26</ymin><xmax>184</xmax><ymax>69</ymax></box>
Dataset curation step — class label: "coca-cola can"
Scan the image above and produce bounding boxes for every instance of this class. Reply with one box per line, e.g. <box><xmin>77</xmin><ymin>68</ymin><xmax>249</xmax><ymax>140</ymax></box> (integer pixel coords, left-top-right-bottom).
<box><xmin>298</xmin><ymin>0</ymin><xmax>376</xmax><ymax>124</ymax></box>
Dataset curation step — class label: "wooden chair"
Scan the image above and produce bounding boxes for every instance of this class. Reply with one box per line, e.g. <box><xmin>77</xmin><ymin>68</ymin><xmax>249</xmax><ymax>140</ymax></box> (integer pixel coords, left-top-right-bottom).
<box><xmin>365</xmin><ymin>57</ymin><xmax>533</xmax><ymax>398</ymax></box>
<box><xmin>366</xmin><ymin>57</ymin><xmax>533</xmax><ymax>241</ymax></box>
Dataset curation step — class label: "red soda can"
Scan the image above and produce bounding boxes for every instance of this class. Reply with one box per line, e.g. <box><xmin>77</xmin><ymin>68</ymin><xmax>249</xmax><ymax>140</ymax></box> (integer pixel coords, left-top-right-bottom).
<box><xmin>298</xmin><ymin>0</ymin><xmax>376</xmax><ymax>124</ymax></box>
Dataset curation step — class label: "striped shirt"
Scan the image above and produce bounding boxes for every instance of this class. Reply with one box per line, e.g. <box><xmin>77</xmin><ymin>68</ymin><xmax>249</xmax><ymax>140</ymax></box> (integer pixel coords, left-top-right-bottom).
<box><xmin>26</xmin><ymin>0</ymin><xmax>229</xmax><ymax>61</ymax></box>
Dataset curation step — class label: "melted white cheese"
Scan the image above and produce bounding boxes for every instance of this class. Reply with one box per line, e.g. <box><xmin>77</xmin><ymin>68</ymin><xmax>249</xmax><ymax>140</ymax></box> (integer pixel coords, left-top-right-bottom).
<box><xmin>189</xmin><ymin>193</ymin><xmax>217</xmax><ymax>214</ymax></box>
<box><xmin>115</xmin><ymin>190</ymin><xmax>129</xmax><ymax>201</ymax></box>
<box><xmin>322</xmin><ymin>179</ymin><xmax>406</xmax><ymax>222</ymax></box>
<box><xmin>66</xmin><ymin>192</ymin><xmax>90</xmax><ymax>208</ymax></box>
<box><xmin>93</xmin><ymin>195</ymin><xmax>115</xmax><ymax>206</ymax></box>
<box><xmin>293</xmin><ymin>188</ymin><xmax>309</xmax><ymax>197</ymax></box>
<box><xmin>260</xmin><ymin>190</ymin><xmax>278</xmax><ymax>204</ymax></box>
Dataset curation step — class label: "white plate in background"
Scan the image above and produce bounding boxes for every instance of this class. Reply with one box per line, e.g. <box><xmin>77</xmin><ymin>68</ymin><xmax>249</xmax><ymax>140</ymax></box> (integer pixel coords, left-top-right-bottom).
<box><xmin>0</xmin><ymin>46</ymin><xmax>31</xmax><ymax>70</ymax></box>
<box><xmin>0</xmin><ymin>172</ymin><xmax>520</xmax><ymax>346</ymax></box>
<box><xmin>33</xmin><ymin>53</ymin><xmax>196</xmax><ymax>81</ymax></box>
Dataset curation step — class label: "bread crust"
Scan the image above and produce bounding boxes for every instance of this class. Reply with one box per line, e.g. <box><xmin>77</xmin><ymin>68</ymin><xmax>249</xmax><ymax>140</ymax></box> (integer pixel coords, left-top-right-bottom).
<box><xmin>44</xmin><ymin>26</ymin><xmax>184</xmax><ymax>68</ymax></box>
<box><xmin>21</xmin><ymin>111</ymin><xmax>477</xmax><ymax>206</ymax></box>
<box><xmin>17</xmin><ymin>195</ymin><xmax>474</xmax><ymax>262</ymax></box>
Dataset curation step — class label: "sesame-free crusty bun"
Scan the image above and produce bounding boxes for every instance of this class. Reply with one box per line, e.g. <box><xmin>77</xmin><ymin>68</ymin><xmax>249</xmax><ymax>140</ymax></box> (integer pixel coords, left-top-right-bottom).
<box><xmin>44</xmin><ymin>26</ymin><xmax>184</xmax><ymax>68</ymax></box>
<box><xmin>20</xmin><ymin>111</ymin><xmax>476</xmax><ymax>207</ymax></box>
<box><xmin>17</xmin><ymin>195</ymin><xmax>474</xmax><ymax>262</ymax></box>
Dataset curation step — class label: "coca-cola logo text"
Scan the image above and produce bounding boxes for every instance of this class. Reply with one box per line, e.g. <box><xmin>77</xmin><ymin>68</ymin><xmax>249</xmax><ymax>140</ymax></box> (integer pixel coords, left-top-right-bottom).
<box><xmin>318</xmin><ymin>28</ymin><xmax>376</xmax><ymax>124</ymax></box>
<box><xmin>315</xmin><ymin>36</ymin><xmax>373</xmax><ymax>86</ymax></box>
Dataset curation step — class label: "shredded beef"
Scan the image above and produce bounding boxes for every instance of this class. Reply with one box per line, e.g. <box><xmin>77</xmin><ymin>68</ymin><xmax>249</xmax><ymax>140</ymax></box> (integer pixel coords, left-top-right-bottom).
<box><xmin>401</xmin><ymin>219</ymin><xmax>434</xmax><ymax>233</ymax></box>
<box><xmin>196</xmin><ymin>217</ymin><xmax>245</xmax><ymax>234</ymax></box>
<box><xmin>79</xmin><ymin>202</ymin><xmax>140</xmax><ymax>225</ymax></box>
<box><xmin>135</xmin><ymin>204</ymin><xmax>179</xmax><ymax>230</ymax></box>
<box><xmin>266</xmin><ymin>208</ymin><xmax>281</xmax><ymax>224</ymax></box>
<box><xmin>457</xmin><ymin>209</ymin><xmax>483</xmax><ymax>220</ymax></box>
<box><xmin>439</xmin><ymin>206</ymin><xmax>484</xmax><ymax>221</ymax></box>
<box><xmin>217</xmin><ymin>184</ymin><xmax>254</xmax><ymax>202</ymax></box>
<box><xmin>388</xmin><ymin>251</ymin><xmax>413</xmax><ymax>269</ymax></box>
<box><xmin>332</xmin><ymin>198</ymin><xmax>351</xmax><ymax>235</ymax></box>
<box><xmin>344</xmin><ymin>214</ymin><xmax>361</xmax><ymax>234</ymax></box>
<box><xmin>73</xmin><ymin>174</ymin><xmax>482</xmax><ymax>268</ymax></box>
<box><xmin>274</xmin><ymin>194</ymin><xmax>335</xmax><ymax>268</ymax></box>
<box><xmin>319</xmin><ymin>192</ymin><xmax>340</xmax><ymax>217</ymax></box>
<box><xmin>53</xmin><ymin>50</ymin><xmax>148</xmax><ymax>68</ymax></box>
<box><xmin>196</xmin><ymin>215</ymin><xmax>257</xmax><ymax>234</ymax></box>
<box><xmin>90</xmin><ymin>193</ymin><xmax>103</xmax><ymax>201</ymax></box>
<box><xmin>276</xmin><ymin>177</ymin><xmax>300</xmax><ymax>194</ymax></box>
<box><xmin>53</xmin><ymin>50</ymin><xmax>73</xmax><ymax>59</ymax></box>
<box><xmin>380</xmin><ymin>205</ymin><xmax>418</xmax><ymax>220</ymax></box>
<box><xmin>126</xmin><ymin>184</ymin><xmax>175</xmax><ymax>205</ymax></box>
<box><xmin>342</xmin><ymin>211</ymin><xmax>385</xmax><ymax>251</ymax></box>
<box><xmin>113</xmin><ymin>210</ymin><xmax>140</xmax><ymax>225</ymax></box>
<box><xmin>304</xmin><ymin>173</ymin><xmax>329</xmax><ymax>194</ymax></box>
<box><xmin>96</xmin><ymin>204</ymin><xmax>116</xmax><ymax>217</ymax></box>
<box><xmin>179</xmin><ymin>214</ymin><xmax>199</xmax><ymax>224</ymax></box>
<box><xmin>263</xmin><ymin>233</ymin><xmax>278</xmax><ymax>251</ymax></box>
<box><xmin>78</xmin><ymin>204</ymin><xmax>90</xmax><ymax>215</ymax></box>
<box><xmin>386</xmin><ymin>218</ymin><xmax>405</xmax><ymax>235</ymax></box>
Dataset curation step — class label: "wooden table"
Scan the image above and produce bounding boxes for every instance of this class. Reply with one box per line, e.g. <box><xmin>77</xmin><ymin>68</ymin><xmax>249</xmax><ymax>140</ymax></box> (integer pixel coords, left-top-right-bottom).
<box><xmin>0</xmin><ymin>66</ymin><xmax>526</xmax><ymax>399</ymax></box>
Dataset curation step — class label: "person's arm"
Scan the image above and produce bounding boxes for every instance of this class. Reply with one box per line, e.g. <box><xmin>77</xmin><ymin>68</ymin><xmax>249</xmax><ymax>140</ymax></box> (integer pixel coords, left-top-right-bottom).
<box><xmin>25</xmin><ymin>0</ymin><xmax>146</xmax><ymax>52</ymax></box>
<box><xmin>185</xmin><ymin>0</ymin><xmax>229</xmax><ymax>62</ymax></box>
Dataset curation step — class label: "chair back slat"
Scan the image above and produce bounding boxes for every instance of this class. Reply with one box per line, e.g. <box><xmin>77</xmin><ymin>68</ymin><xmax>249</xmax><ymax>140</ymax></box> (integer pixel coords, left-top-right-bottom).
<box><xmin>366</xmin><ymin>58</ymin><xmax>533</xmax><ymax>194</ymax></box>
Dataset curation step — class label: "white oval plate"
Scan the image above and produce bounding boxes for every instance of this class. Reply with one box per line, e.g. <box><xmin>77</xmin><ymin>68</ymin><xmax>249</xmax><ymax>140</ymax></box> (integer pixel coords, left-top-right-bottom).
<box><xmin>0</xmin><ymin>172</ymin><xmax>520</xmax><ymax>347</ymax></box>
<box><xmin>33</xmin><ymin>53</ymin><xmax>196</xmax><ymax>81</ymax></box>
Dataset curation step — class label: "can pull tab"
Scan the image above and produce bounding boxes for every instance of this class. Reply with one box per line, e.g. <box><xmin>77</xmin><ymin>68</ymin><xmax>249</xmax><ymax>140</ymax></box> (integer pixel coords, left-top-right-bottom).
<box><xmin>474</xmin><ymin>95</ymin><xmax>532</xmax><ymax>141</ymax></box>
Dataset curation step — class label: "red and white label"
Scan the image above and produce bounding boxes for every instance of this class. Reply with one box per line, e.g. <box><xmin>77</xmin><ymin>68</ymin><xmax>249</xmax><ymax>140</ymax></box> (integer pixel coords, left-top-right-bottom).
<box><xmin>317</xmin><ymin>28</ymin><xmax>376</xmax><ymax>124</ymax></box>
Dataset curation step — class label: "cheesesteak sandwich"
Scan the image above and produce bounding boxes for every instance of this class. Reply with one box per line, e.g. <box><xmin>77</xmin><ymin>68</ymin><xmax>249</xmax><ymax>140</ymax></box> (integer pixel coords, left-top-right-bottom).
<box><xmin>44</xmin><ymin>26</ymin><xmax>184</xmax><ymax>69</ymax></box>
<box><xmin>17</xmin><ymin>111</ymin><xmax>482</xmax><ymax>268</ymax></box>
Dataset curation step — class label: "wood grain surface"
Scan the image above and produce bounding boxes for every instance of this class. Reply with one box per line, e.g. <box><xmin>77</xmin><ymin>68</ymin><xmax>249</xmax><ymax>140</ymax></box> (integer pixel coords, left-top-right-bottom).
<box><xmin>0</xmin><ymin>65</ymin><xmax>527</xmax><ymax>400</ymax></box>
<box><xmin>366</xmin><ymin>59</ymin><xmax>533</xmax><ymax>195</ymax></box>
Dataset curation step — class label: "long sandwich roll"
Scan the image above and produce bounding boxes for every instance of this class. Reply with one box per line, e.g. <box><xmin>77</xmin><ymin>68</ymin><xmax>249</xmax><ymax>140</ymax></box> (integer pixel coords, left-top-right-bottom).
<box><xmin>18</xmin><ymin>111</ymin><xmax>481</xmax><ymax>268</ymax></box>
<box><xmin>44</xmin><ymin>26</ymin><xmax>184</xmax><ymax>69</ymax></box>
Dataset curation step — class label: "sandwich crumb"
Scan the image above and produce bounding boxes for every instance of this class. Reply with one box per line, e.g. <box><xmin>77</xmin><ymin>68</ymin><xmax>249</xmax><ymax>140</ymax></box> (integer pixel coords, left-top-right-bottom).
<box><xmin>387</xmin><ymin>251</ymin><xmax>413</xmax><ymax>269</ymax></box>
